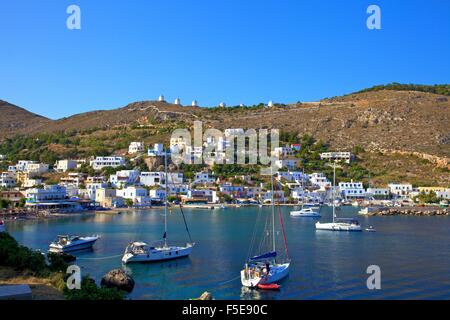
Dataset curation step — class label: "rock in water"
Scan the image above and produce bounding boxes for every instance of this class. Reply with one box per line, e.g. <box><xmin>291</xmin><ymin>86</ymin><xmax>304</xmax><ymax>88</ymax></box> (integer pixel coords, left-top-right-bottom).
<box><xmin>101</xmin><ymin>269</ymin><xmax>135</xmax><ymax>293</ymax></box>
<box><xmin>198</xmin><ymin>291</ymin><xmax>213</xmax><ymax>300</ymax></box>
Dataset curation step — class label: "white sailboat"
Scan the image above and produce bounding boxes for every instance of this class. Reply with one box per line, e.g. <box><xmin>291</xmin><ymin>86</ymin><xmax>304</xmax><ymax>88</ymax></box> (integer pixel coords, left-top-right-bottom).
<box><xmin>122</xmin><ymin>149</ymin><xmax>195</xmax><ymax>264</ymax></box>
<box><xmin>316</xmin><ymin>162</ymin><xmax>362</xmax><ymax>232</ymax></box>
<box><xmin>241</xmin><ymin>170</ymin><xmax>290</xmax><ymax>288</ymax></box>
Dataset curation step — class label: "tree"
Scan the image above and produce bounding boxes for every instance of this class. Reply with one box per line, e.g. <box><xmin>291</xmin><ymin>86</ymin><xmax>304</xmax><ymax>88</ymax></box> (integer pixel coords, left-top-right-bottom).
<box><xmin>124</xmin><ymin>198</ymin><xmax>134</xmax><ymax>207</ymax></box>
<box><xmin>0</xmin><ymin>198</ymin><xmax>11</xmax><ymax>209</ymax></box>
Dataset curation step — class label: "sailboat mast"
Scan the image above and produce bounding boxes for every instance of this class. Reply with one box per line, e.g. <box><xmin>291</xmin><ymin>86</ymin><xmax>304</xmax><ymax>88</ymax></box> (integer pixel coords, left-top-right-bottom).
<box><xmin>164</xmin><ymin>148</ymin><xmax>168</xmax><ymax>247</ymax></box>
<box><xmin>271</xmin><ymin>167</ymin><xmax>276</xmax><ymax>253</ymax></box>
<box><xmin>332</xmin><ymin>161</ymin><xmax>336</xmax><ymax>223</ymax></box>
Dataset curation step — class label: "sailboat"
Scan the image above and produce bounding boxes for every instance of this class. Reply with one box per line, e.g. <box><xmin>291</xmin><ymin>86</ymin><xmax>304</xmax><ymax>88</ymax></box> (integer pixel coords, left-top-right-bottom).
<box><xmin>315</xmin><ymin>162</ymin><xmax>362</xmax><ymax>232</ymax></box>
<box><xmin>241</xmin><ymin>170</ymin><xmax>290</xmax><ymax>288</ymax></box>
<box><xmin>122</xmin><ymin>149</ymin><xmax>195</xmax><ymax>264</ymax></box>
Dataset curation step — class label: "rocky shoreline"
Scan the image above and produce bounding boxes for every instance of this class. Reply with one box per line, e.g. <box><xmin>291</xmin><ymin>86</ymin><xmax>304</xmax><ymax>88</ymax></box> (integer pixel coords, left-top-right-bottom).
<box><xmin>368</xmin><ymin>207</ymin><xmax>450</xmax><ymax>216</ymax></box>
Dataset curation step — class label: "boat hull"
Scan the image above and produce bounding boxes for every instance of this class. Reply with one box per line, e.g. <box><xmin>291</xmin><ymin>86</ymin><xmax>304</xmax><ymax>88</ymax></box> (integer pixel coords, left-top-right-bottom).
<box><xmin>315</xmin><ymin>222</ymin><xmax>362</xmax><ymax>232</ymax></box>
<box><xmin>290</xmin><ymin>211</ymin><xmax>321</xmax><ymax>218</ymax></box>
<box><xmin>49</xmin><ymin>237</ymin><xmax>98</xmax><ymax>253</ymax></box>
<box><xmin>241</xmin><ymin>263</ymin><xmax>290</xmax><ymax>287</ymax></box>
<box><xmin>122</xmin><ymin>244</ymin><xmax>194</xmax><ymax>264</ymax></box>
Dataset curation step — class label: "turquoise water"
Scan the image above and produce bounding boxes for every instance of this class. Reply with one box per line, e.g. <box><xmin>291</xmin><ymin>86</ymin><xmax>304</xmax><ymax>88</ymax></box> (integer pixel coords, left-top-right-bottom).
<box><xmin>7</xmin><ymin>206</ymin><xmax>450</xmax><ymax>300</ymax></box>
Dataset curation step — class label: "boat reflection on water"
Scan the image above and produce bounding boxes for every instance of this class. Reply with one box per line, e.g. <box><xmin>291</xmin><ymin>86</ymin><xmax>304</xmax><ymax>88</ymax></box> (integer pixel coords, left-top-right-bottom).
<box><xmin>122</xmin><ymin>256</ymin><xmax>193</xmax><ymax>277</ymax></box>
<box><xmin>240</xmin><ymin>284</ymin><xmax>283</xmax><ymax>300</ymax></box>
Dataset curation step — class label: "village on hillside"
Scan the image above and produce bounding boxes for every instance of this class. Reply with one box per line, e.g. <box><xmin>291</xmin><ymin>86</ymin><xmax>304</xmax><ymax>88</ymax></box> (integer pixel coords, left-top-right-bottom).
<box><xmin>1</xmin><ymin>130</ymin><xmax>449</xmax><ymax>216</ymax></box>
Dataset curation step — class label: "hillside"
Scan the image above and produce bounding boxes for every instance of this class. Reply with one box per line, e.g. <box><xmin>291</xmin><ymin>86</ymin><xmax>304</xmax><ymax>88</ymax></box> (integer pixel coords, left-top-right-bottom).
<box><xmin>0</xmin><ymin>100</ymin><xmax>51</xmax><ymax>137</ymax></box>
<box><xmin>0</xmin><ymin>87</ymin><xmax>449</xmax><ymax>186</ymax></box>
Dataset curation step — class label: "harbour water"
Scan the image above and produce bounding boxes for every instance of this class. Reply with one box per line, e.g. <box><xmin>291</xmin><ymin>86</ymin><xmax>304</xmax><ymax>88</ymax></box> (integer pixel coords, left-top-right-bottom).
<box><xmin>7</xmin><ymin>206</ymin><xmax>450</xmax><ymax>300</ymax></box>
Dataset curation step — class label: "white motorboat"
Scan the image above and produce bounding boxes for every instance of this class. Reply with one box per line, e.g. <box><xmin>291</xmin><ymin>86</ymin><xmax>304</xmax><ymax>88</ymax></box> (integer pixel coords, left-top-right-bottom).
<box><xmin>316</xmin><ymin>162</ymin><xmax>362</xmax><ymax>232</ymax></box>
<box><xmin>0</xmin><ymin>220</ymin><xmax>5</xmax><ymax>233</ymax></box>
<box><xmin>365</xmin><ymin>226</ymin><xmax>377</xmax><ymax>232</ymax></box>
<box><xmin>358</xmin><ymin>207</ymin><xmax>377</xmax><ymax>215</ymax></box>
<box><xmin>49</xmin><ymin>235</ymin><xmax>99</xmax><ymax>253</ymax></box>
<box><xmin>290</xmin><ymin>207</ymin><xmax>321</xmax><ymax>218</ymax></box>
<box><xmin>122</xmin><ymin>148</ymin><xmax>195</xmax><ymax>264</ymax></box>
<box><xmin>241</xmin><ymin>168</ymin><xmax>290</xmax><ymax>288</ymax></box>
<box><xmin>316</xmin><ymin>218</ymin><xmax>362</xmax><ymax>232</ymax></box>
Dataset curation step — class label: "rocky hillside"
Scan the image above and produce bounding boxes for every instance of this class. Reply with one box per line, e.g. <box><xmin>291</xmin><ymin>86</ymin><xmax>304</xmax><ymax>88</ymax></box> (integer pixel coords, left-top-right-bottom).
<box><xmin>1</xmin><ymin>89</ymin><xmax>449</xmax><ymax>162</ymax></box>
<box><xmin>0</xmin><ymin>100</ymin><xmax>51</xmax><ymax>137</ymax></box>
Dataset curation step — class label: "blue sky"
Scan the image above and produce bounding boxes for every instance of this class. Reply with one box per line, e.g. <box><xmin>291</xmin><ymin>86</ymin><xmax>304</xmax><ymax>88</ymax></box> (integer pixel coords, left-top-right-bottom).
<box><xmin>0</xmin><ymin>0</ymin><xmax>449</xmax><ymax>119</ymax></box>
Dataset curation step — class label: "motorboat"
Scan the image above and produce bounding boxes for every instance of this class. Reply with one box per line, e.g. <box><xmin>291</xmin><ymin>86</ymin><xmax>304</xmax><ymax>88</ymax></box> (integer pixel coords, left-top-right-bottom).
<box><xmin>290</xmin><ymin>207</ymin><xmax>321</xmax><ymax>218</ymax></box>
<box><xmin>358</xmin><ymin>207</ymin><xmax>377</xmax><ymax>215</ymax></box>
<box><xmin>365</xmin><ymin>226</ymin><xmax>377</xmax><ymax>232</ymax></box>
<box><xmin>316</xmin><ymin>218</ymin><xmax>362</xmax><ymax>232</ymax></box>
<box><xmin>49</xmin><ymin>235</ymin><xmax>99</xmax><ymax>253</ymax></box>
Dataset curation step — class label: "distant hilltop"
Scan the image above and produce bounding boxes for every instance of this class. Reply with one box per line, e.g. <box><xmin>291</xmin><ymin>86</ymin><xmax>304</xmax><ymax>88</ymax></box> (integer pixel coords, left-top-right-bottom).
<box><xmin>0</xmin><ymin>84</ymin><xmax>449</xmax><ymax>162</ymax></box>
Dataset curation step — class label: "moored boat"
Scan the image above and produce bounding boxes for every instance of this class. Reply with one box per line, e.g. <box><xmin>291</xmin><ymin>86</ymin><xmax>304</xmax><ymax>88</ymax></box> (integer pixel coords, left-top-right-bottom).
<box><xmin>241</xmin><ymin>169</ymin><xmax>290</xmax><ymax>288</ymax></box>
<box><xmin>290</xmin><ymin>207</ymin><xmax>321</xmax><ymax>218</ymax></box>
<box><xmin>49</xmin><ymin>235</ymin><xmax>99</xmax><ymax>253</ymax></box>
<box><xmin>122</xmin><ymin>147</ymin><xmax>195</xmax><ymax>264</ymax></box>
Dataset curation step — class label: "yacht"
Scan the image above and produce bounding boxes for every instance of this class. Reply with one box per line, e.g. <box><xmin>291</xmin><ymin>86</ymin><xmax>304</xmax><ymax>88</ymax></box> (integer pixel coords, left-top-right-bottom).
<box><xmin>358</xmin><ymin>207</ymin><xmax>377</xmax><ymax>215</ymax></box>
<box><xmin>122</xmin><ymin>148</ymin><xmax>195</xmax><ymax>264</ymax></box>
<box><xmin>290</xmin><ymin>207</ymin><xmax>321</xmax><ymax>218</ymax></box>
<box><xmin>316</xmin><ymin>162</ymin><xmax>362</xmax><ymax>232</ymax></box>
<box><xmin>241</xmin><ymin>168</ymin><xmax>290</xmax><ymax>288</ymax></box>
<box><xmin>316</xmin><ymin>218</ymin><xmax>362</xmax><ymax>232</ymax></box>
<box><xmin>49</xmin><ymin>235</ymin><xmax>99</xmax><ymax>253</ymax></box>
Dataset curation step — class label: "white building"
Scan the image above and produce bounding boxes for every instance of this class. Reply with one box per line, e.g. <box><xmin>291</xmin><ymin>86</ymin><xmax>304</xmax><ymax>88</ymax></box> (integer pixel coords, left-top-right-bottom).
<box><xmin>388</xmin><ymin>183</ymin><xmax>413</xmax><ymax>198</ymax></box>
<box><xmin>262</xmin><ymin>190</ymin><xmax>285</xmax><ymax>203</ymax></box>
<box><xmin>109</xmin><ymin>170</ymin><xmax>140</xmax><ymax>188</ymax></box>
<box><xmin>149</xmin><ymin>189</ymin><xmax>166</xmax><ymax>200</ymax></box>
<box><xmin>23</xmin><ymin>177</ymin><xmax>43</xmax><ymax>188</ymax></box>
<box><xmin>139</xmin><ymin>172</ymin><xmax>183</xmax><ymax>187</ymax></box>
<box><xmin>277</xmin><ymin>171</ymin><xmax>309</xmax><ymax>184</ymax></box>
<box><xmin>275</xmin><ymin>159</ymin><xmax>300</xmax><ymax>170</ymax></box>
<box><xmin>8</xmin><ymin>165</ymin><xmax>17</xmax><ymax>173</ymax></box>
<box><xmin>186</xmin><ymin>189</ymin><xmax>218</xmax><ymax>203</ymax></box>
<box><xmin>56</xmin><ymin>160</ymin><xmax>77</xmax><ymax>172</ymax></box>
<box><xmin>338</xmin><ymin>181</ymin><xmax>366</xmax><ymax>199</ymax></box>
<box><xmin>17</xmin><ymin>160</ymin><xmax>37</xmax><ymax>172</ymax></box>
<box><xmin>60</xmin><ymin>173</ymin><xmax>85</xmax><ymax>187</ymax></box>
<box><xmin>26</xmin><ymin>163</ymin><xmax>49</xmax><ymax>176</ymax></box>
<box><xmin>320</xmin><ymin>152</ymin><xmax>354</xmax><ymax>164</ymax></box>
<box><xmin>79</xmin><ymin>182</ymin><xmax>108</xmax><ymax>201</ymax></box>
<box><xmin>25</xmin><ymin>185</ymin><xmax>67</xmax><ymax>203</ymax></box>
<box><xmin>90</xmin><ymin>156</ymin><xmax>125</xmax><ymax>170</ymax></box>
<box><xmin>0</xmin><ymin>172</ymin><xmax>16</xmax><ymax>188</ymax></box>
<box><xmin>309</xmin><ymin>173</ymin><xmax>331</xmax><ymax>190</ymax></box>
<box><xmin>117</xmin><ymin>186</ymin><xmax>150</xmax><ymax>205</ymax></box>
<box><xmin>273</xmin><ymin>146</ymin><xmax>296</xmax><ymax>158</ymax></box>
<box><xmin>193</xmin><ymin>172</ymin><xmax>215</xmax><ymax>185</ymax></box>
<box><xmin>128</xmin><ymin>142</ymin><xmax>145</xmax><ymax>154</ymax></box>
<box><xmin>366</xmin><ymin>188</ymin><xmax>390</xmax><ymax>199</ymax></box>
<box><xmin>147</xmin><ymin>144</ymin><xmax>167</xmax><ymax>157</ymax></box>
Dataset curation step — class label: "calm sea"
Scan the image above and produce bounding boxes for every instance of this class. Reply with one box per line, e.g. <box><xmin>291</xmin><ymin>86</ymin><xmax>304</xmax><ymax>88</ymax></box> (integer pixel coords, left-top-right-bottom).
<box><xmin>7</xmin><ymin>206</ymin><xmax>450</xmax><ymax>300</ymax></box>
